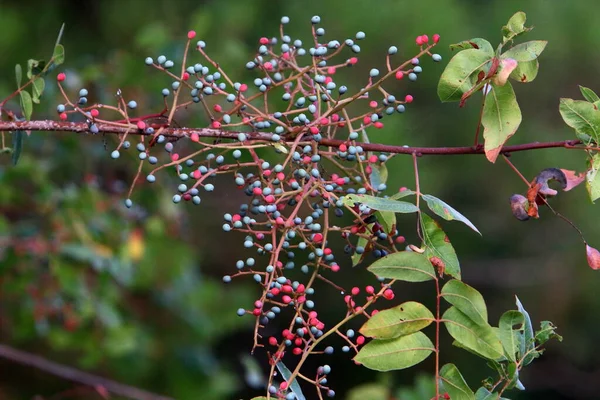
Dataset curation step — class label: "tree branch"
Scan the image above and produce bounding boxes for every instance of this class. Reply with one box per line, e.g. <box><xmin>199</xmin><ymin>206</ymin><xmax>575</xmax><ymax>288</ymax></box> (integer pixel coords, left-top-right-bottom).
<box><xmin>0</xmin><ymin>119</ymin><xmax>582</xmax><ymax>156</ymax></box>
<box><xmin>0</xmin><ymin>344</ymin><xmax>174</xmax><ymax>400</ymax></box>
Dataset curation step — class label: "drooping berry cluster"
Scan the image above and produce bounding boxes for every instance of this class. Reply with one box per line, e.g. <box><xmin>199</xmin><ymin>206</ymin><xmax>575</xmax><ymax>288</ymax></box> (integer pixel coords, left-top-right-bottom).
<box><xmin>54</xmin><ymin>15</ymin><xmax>440</xmax><ymax>398</ymax></box>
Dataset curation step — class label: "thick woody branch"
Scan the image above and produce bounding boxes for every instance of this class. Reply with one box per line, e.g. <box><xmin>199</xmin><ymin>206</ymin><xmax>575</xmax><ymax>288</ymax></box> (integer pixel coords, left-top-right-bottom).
<box><xmin>0</xmin><ymin>120</ymin><xmax>582</xmax><ymax>156</ymax></box>
<box><xmin>0</xmin><ymin>344</ymin><xmax>173</xmax><ymax>400</ymax></box>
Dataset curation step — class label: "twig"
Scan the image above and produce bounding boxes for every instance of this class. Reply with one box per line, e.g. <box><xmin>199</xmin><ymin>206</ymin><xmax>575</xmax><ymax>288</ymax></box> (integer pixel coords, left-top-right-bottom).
<box><xmin>0</xmin><ymin>120</ymin><xmax>583</xmax><ymax>156</ymax></box>
<box><xmin>0</xmin><ymin>344</ymin><xmax>174</xmax><ymax>400</ymax></box>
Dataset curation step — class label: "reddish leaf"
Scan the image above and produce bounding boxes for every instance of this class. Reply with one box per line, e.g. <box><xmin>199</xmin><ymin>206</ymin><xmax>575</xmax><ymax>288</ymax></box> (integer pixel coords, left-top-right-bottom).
<box><xmin>586</xmin><ymin>244</ymin><xmax>600</xmax><ymax>270</ymax></box>
<box><xmin>561</xmin><ymin>169</ymin><xmax>586</xmax><ymax>191</ymax></box>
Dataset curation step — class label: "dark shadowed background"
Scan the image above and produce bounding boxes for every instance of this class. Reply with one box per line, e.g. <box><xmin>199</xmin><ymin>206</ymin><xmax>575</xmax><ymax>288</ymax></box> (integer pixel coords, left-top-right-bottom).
<box><xmin>1</xmin><ymin>0</ymin><xmax>599</xmax><ymax>399</ymax></box>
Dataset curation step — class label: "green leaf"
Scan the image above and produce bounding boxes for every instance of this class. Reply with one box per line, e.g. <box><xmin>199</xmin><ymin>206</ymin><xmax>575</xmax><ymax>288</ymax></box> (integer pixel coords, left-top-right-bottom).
<box><xmin>443</xmin><ymin>306</ymin><xmax>504</xmax><ymax>360</ymax></box>
<box><xmin>421</xmin><ymin>194</ymin><xmax>481</xmax><ymax>234</ymax></box>
<box><xmin>449</xmin><ymin>38</ymin><xmax>494</xmax><ymax>56</ymax></box>
<box><xmin>441</xmin><ymin>280</ymin><xmax>488</xmax><ymax>326</ymax></box>
<box><xmin>11</xmin><ymin>131</ymin><xmax>24</xmax><ymax>166</ymax></box>
<box><xmin>421</xmin><ymin>214</ymin><xmax>461</xmax><ymax>279</ymax></box>
<box><xmin>367</xmin><ymin>251</ymin><xmax>436</xmax><ymax>282</ymax></box>
<box><xmin>579</xmin><ymin>86</ymin><xmax>600</xmax><ymax>103</ymax></box>
<box><xmin>509</xmin><ymin>59</ymin><xmax>539</xmax><ymax>83</ymax></box>
<box><xmin>52</xmin><ymin>44</ymin><xmax>65</xmax><ymax>66</ymax></box>
<box><xmin>275</xmin><ymin>360</ymin><xmax>306</xmax><ymax>400</ymax></box>
<box><xmin>375</xmin><ymin>210</ymin><xmax>396</xmax><ymax>235</ymax></box>
<box><xmin>439</xmin><ymin>364</ymin><xmax>475</xmax><ymax>400</ymax></box>
<box><xmin>437</xmin><ymin>49</ymin><xmax>493</xmax><ymax>102</ymax></box>
<box><xmin>474</xmin><ymin>387</ymin><xmax>501</xmax><ymax>400</ymax></box>
<box><xmin>32</xmin><ymin>77</ymin><xmax>45</xmax><ymax>104</ymax></box>
<box><xmin>535</xmin><ymin>320</ymin><xmax>562</xmax><ymax>345</ymax></box>
<box><xmin>515</xmin><ymin>296</ymin><xmax>537</xmax><ymax>366</ymax></box>
<box><xmin>354</xmin><ymin>331</ymin><xmax>435</xmax><ymax>371</ymax></box>
<box><xmin>389</xmin><ymin>189</ymin><xmax>416</xmax><ymax>200</ymax></box>
<box><xmin>19</xmin><ymin>90</ymin><xmax>33</xmax><ymax>121</ymax></box>
<box><xmin>501</xmin><ymin>41</ymin><xmax>547</xmax><ymax>62</ymax></box>
<box><xmin>586</xmin><ymin>153</ymin><xmax>600</xmax><ymax>203</ymax></box>
<box><xmin>498</xmin><ymin>310</ymin><xmax>524</xmax><ymax>362</ymax></box>
<box><xmin>343</xmin><ymin>194</ymin><xmax>418</xmax><ymax>213</ymax></box>
<box><xmin>271</xmin><ymin>142</ymin><xmax>289</xmax><ymax>154</ymax></box>
<box><xmin>370</xmin><ymin>163</ymin><xmax>388</xmax><ymax>189</ymax></box>
<box><xmin>352</xmin><ymin>232</ymin><xmax>370</xmax><ymax>267</ymax></box>
<box><xmin>26</xmin><ymin>59</ymin><xmax>46</xmax><ymax>79</ymax></box>
<box><xmin>347</xmin><ymin>384</ymin><xmax>389</xmax><ymax>400</ymax></box>
<box><xmin>502</xmin><ymin>11</ymin><xmax>532</xmax><ymax>43</ymax></box>
<box><xmin>359</xmin><ymin>301</ymin><xmax>434</xmax><ymax>339</ymax></box>
<box><xmin>15</xmin><ymin>64</ymin><xmax>22</xmax><ymax>87</ymax></box>
<box><xmin>559</xmin><ymin>98</ymin><xmax>600</xmax><ymax>143</ymax></box>
<box><xmin>482</xmin><ymin>82</ymin><xmax>522</xmax><ymax>163</ymax></box>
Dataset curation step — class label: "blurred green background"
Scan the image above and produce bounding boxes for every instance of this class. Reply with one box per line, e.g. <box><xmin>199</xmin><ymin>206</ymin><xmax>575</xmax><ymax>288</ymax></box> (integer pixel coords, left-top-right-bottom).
<box><xmin>1</xmin><ymin>0</ymin><xmax>599</xmax><ymax>399</ymax></box>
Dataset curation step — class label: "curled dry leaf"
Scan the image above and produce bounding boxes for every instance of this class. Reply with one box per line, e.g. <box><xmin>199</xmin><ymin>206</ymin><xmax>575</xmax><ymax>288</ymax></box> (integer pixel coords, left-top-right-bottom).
<box><xmin>525</xmin><ymin>168</ymin><xmax>567</xmax><ymax>218</ymax></box>
<box><xmin>560</xmin><ymin>169</ymin><xmax>586</xmax><ymax>191</ymax></box>
<box><xmin>586</xmin><ymin>244</ymin><xmax>600</xmax><ymax>270</ymax></box>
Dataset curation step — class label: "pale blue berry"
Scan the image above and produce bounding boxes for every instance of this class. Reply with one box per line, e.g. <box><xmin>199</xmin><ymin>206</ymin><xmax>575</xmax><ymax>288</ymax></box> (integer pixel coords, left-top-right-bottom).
<box><xmin>111</xmin><ymin>150</ymin><xmax>120</xmax><ymax>159</ymax></box>
<box><xmin>388</xmin><ymin>46</ymin><xmax>398</xmax><ymax>55</ymax></box>
<box><xmin>127</xmin><ymin>100</ymin><xmax>138</xmax><ymax>109</ymax></box>
<box><xmin>432</xmin><ymin>53</ymin><xmax>442</xmax><ymax>62</ymax></box>
<box><xmin>145</xmin><ymin>57</ymin><xmax>153</xmax><ymax>65</ymax></box>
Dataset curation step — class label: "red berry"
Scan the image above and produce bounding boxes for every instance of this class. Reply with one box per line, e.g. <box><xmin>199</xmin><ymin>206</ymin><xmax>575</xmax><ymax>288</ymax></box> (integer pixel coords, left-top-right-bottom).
<box><xmin>369</xmin><ymin>100</ymin><xmax>378</xmax><ymax>108</ymax></box>
<box><xmin>383</xmin><ymin>289</ymin><xmax>395</xmax><ymax>300</ymax></box>
<box><xmin>374</xmin><ymin>121</ymin><xmax>384</xmax><ymax>129</ymax></box>
<box><xmin>356</xmin><ymin>336</ymin><xmax>365</xmax><ymax>345</ymax></box>
<box><xmin>395</xmin><ymin>71</ymin><xmax>404</xmax><ymax>80</ymax></box>
<box><xmin>213</xmin><ymin>104</ymin><xmax>222</xmax><ymax>112</ymax></box>
<box><xmin>310</xmin><ymin>126</ymin><xmax>319</xmax><ymax>135</ymax></box>
<box><xmin>416</xmin><ymin>36</ymin><xmax>424</xmax><ymax>46</ymax></box>
<box><xmin>57</xmin><ymin>72</ymin><xmax>66</xmax><ymax>82</ymax></box>
<box><xmin>348</xmin><ymin>57</ymin><xmax>358</xmax><ymax>65</ymax></box>
<box><xmin>239</xmin><ymin>84</ymin><xmax>248</xmax><ymax>92</ymax></box>
<box><xmin>280</xmin><ymin>382</ymin><xmax>288</xmax><ymax>390</ymax></box>
<box><xmin>433</xmin><ymin>34</ymin><xmax>441</xmax><ymax>43</ymax></box>
<box><xmin>212</xmin><ymin>121</ymin><xmax>221</xmax><ymax>129</ymax></box>
<box><xmin>339</xmin><ymin>144</ymin><xmax>347</xmax><ymax>152</ymax></box>
<box><xmin>259</xmin><ymin>37</ymin><xmax>269</xmax><ymax>45</ymax></box>
<box><xmin>182</xmin><ymin>72</ymin><xmax>190</xmax><ymax>81</ymax></box>
<box><xmin>269</xmin><ymin>337</ymin><xmax>278</xmax><ymax>346</ymax></box>
<box><xmin>187</xmin><ymin>30</ymin><xmax>196</xmax><ymax>39</ymax></box>
<box><xmin>137</xmin><ymin>121</ymin><xmax>146</xmax><ymax>130</ymax></box>
<box><xmin>171</xmin><ymin>153</ymin><xmax>180</xmax><ymax>162</ymax></box>
<box><xmin>90</xmin><ymin>109</ymin><xmax>99</xmax><ymax>118</ymax></box>
<box><xmin>351</xmin><ymin>287</ymin><xmax>360</xmax><ymax>296</ymax></box>
<box><xmin>405</xmin><ymin>95</ymin><xmax>414</xmax><ymax>103</ymax></box>
<box><xmin>422</xmin><ymin>34</ymin><xmax>429</xmax><ymax>43</ymax></box>
<box><xmin>264</xmin><ymin>62</ymin><xmax>273</xmax><ymax>71</ymax></box>
<box><xmin>59</xmin><ymin>112</ymin><xmax>67</xmax><ymax>120</ymax></box>
<box><xmin>365</xmin><ymin>286</ymin><xmax>375</xmax><ymax>295</ymax></box>
<box><xmin>191</xmin><ymin>132</ymin><xmax>200</xmax><ymax>142</ymax></box>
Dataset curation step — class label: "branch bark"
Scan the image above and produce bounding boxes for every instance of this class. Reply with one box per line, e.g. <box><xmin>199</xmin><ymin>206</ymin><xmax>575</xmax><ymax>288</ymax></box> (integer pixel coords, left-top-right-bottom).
<box><xmin>0</xmin><ymin>344</ymin><xmax>174</xmax><ymax>400</ymax></box>
<box><xmin>0</xmin><ymin>119</ymin><xmax>582</xmax><ymax>156</ymax></box>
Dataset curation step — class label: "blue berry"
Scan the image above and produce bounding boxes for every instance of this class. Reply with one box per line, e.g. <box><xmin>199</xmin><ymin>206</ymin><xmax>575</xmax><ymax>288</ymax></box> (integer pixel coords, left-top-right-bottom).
<box><xmin>89</xmin><ymin>124</ymin><xmax>99</xmax><ymax>134</ymax></box>
<box><xmin>355</xmin><ymin>31</ymin><xmax>366</xmax><ymax>40</ymax></box>
<box><xmin>125</xmin><ymin>199</ymin><xmax>133</xmax><ymax>208</ymax></box>
<box><xmin>281</xmin><ymin>16</ymin><xmax>290</xmax><ymax>24</ymax></box>
<box><xmin>145</xmin><ymin>57</ymin><xmax>153</xmax><ymax>65</ymax></box>
<box><xmin>164</xmin><ymin>60</ymin><xmax>174</xmax><ymax>69</ymax></box>
<box><xmin>414</xmin><ymin>66</ymin><xmax>423</xmax><ymax>74</ymax></box>
<box><xmin>324</xmin><ymin>346</ymin><xmax>334</xmax><ymax>354</ymax></box>
<box><xmin>238</xmin><ymin>133</ymin><xmax>247</xmax><ymax>142</ymax></box>
<box><xmin>205</xmin><ymin>184</ymin><xmax>215</xmax><ymax>192</ymax></box>
<box><xmin>196</xmin><ymin>40</ymin><xmax>206</xmax><ymax>49</ymax></box>
<box><xmin>408</xmin><ymin>72</ymin><xmax>418</xmax><ymax>81</ymax></box>
<box><xmin>157</xmin><ymin>55</ymin><xmax>166</xmax><ymax>65</ymax></box>
<box><xmin>147</xmin><ymin>174</ymin><xmax>156</xmax><ymax>183</ymax></box>
<box><xmin>396</xmin><ymin>104</ymin><xmax>406</xmax><ymax>113</ymax></box>
<box><xmin>162</xmin><ymin>88</ymin><xmax>170</xmax><ymax>96</ymax></box>
<box><xmin>369</xmin><ymin>68</ymin><xmax>380</xmax><ymax>77</ymax></box>
<box><xmin>236</xmin><ymin>308</ymin><xmax>246</xmax><ymax>316</ymax></box>
<box><xmin>192</xmin><ymin>196</ymin><xmax>201</xmax><ymax>205</ymax></box>
<box><xmin>127</xmin><ymin>100</ymin><xmax>138</xmax><ymax>109</ymax></box>
<box><xmin>56</xmin><ymin>104</ymin><xmax>65</xmax><ymax>113</ymax></box>
<box><xmin>173</xmin><ymin>194</ymin><xmax>181</xmax><ymax>203</ymax></box>
<box><xmin>388</xmin><ymin>46</ymin><xmax>398</xmax><ymax>55</ymax></box>
<box><xmin>111</xmin><ymin>150</ymin><xmax>120</xmax><ymax>159</ymax></box>
<box><xmin>432</xmin><ymin>53</ymin><xmax>442</xmax><ymax>62</ymax></box>
<box><xmin>79</xmin><ymin>88</ymin><xmax>88</xmax><ymax>97</ymax></box>
<box><xmin>222</xmin><ymin>275</ymin><xmax>232</xmax><ymax>283</ymax></box>
<box><xmin>311</xmin><ymin>15</ymin><xmax>321</xmax><ymax>24</ymax></box>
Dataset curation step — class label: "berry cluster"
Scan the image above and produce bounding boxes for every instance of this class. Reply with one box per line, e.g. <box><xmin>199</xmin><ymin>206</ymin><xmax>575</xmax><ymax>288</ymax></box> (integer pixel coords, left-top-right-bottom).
<box><xmin>54</xmin><ymin>15</ymin><xmax>440</xmax><ymax>398</ymax></box>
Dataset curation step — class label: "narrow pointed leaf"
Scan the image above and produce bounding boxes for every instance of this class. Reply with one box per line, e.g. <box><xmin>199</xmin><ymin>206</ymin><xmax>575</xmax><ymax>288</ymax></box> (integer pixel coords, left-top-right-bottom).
<box><xmin>15</xmin><ymin>64</ymin><xmax>22</xmax><ymax>87</ymax></box>
<box><xmin>369</xmin><ymin>163</ymin><xmax>388</xmax><ymax>188</ymax></box>
<box><xmin>510</xmin><ymin>59</ymin><xmax>539</xmax><ymax>83</ymax></box>
<box><xmin>482</xmin><ymin>82</ymin><xmax>522</xmax><ymax>163</ymax></box>
<box><xmin>449</xmin><ymin>38</ymin><xmax>494</xmax><ymax>56</ymax></box>
<box><xmin>52</xmin><ymin>44</ymin><xmax>65</xmax><ymax>66</ymax></box>
<box><xmin>559</xmin><ymin>98</ymin><xmax>600</xmax><ymax>144</ymax></box>
<box><xmin>367</xmin><ymin>251</ymin><xmax>436</xmax><ymax>282</ymax></box>
<box><xmin>501</xmin><ymin>41</ymin><xmax>547</xmax><ymax>62</ymax></box>
<box><xmin>359</xmin><ymin>301</ymin><xmax>434</xmax><ymax>339</ymax></box>
<box><xmin>498</xmin><ymin>310</ymin><xmax>524</xmax><ymax>362</ymax></box>
<box><xmin>19</xmin><ymin>90</ymin><xmax>33</xmax><ymax>121</ymax></box>
<box><xmin>354</xmin><ymin>331</ymin><xmax>434</xmax><ymax>371</ymax></box>
<box><xmin>439</xmin><ymin>364</ymin><xmax>475</xmax><ymax>400</ymax></box>
<box><xmin>275</xmin><ymin>360</ymin><xmax>306</xmax><ymax>400</ymax></box>
<box><xmin>11</xmin><ymin>131</ymin><xmax>24</xmax><ymax>166</ymax></box>
<box><xmin>443</xmin><ymin>306</ymin><xmax>504</xmax><ymax>360</ymax></box>
<box><xmin>422</xmin><ymin>194</ymin><xmax>480</xmax><ymax>234</ymax></box>
<box><xmin>441</xmin><ymin>280</ymin><xmax>488</xmax><ymax>325</ymax></box>
<box><xmin>421</xmin><ymin>214</ymin><xmax>460</xmax><ymax>279</ymax></box>
<box><xmin>343</xmin><ymin>194</ymin><xmax>418</xmax><ymax>213</ymax></box>
<box><xmin>579</xmin><ymin>86</ymin><xmax>600</xmax><ymax>103</ymax></box>
<box><xmin>437</xmin><ymin>49</ymin><xmax>493</xmax><ymax>102</ymax></box>
<box><xmin>515</xmin><ymin>296</ymin><xmax>536</xmax><ymax>365</ymax></box>
<box><xmin>389</xmin><ymin>189</ymin><xmax>416</xmax><ymax>199</ymax></box>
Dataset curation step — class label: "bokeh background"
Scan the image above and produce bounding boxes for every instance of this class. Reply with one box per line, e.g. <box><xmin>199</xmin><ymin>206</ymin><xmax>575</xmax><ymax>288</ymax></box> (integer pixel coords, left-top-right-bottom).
<box><xmin>1</xmin><ymin>0</ymin><xmax>599</xmax><ymax>399</ymax></box>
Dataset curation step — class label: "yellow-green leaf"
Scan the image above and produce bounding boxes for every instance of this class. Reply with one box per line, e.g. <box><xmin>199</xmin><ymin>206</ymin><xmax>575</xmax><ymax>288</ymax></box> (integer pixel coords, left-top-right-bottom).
<box><xmin>482</xmin><ymin>82</ymin><xmax>522</xmax><ymax>163</ymax></box>
<box><xmin>354</xmin><ymin>331</ymin><xmax>434</xmax><ymax>371</ymax></box>
<box><xmin>32</xmin><ymin>77</ymin><xmax>45</xmax><ymax>104</ymax></box>
<box><xmin>437</xmin><ymin>49</ymin><xmax>493</xmax><ymax>102</ymax></box>
<box><xmin>343</xmin><ymin>194</ymin><xmax>418</xmax><ymax>213</ymax></box>
<box><xmin>440</xmin><ymin>364</ymin><xmax>475</xmax><ymax>400</ymax></box>
<box><xmin>559</xmin><ymin>98</ymin><xmax>600</xmax><ymax>144</ymax></box>
<box><xmin>19</xmin><ymin>90</ymin><xmax>33</xmax><ymax>121</ymax></box>
<box><xmin>443</xmin><ymin>306</ymin><xmax>504</xmax><ymax>360</ymax></box>
<box><xmin>422</xmin><ymin>194</ymin><xmax>480</xmax><ymax>234</ymax></box>
<box><xmin>421</xmin><ymin>214</ymin><xmax>460</xmax><ymax>279</ymax></box>
<box><xmin>367</xmin><ymin>251</ymin><xmax>436</xmax><ymax>282</ymax></box>
<box><xmin>441</xmin><ymin>280</ymin><xmax>488</xmax><ymax>326</ymax></box>
<box><xmin>501</xmin><ymin>40</ymin><xmax>547</xmax><ymax>62</ymax></box>
<box><xmin>359</xmin><ymin>301</ymin><xmax>434</xmax><ymax>339</ymax></box>
<box><xmin>509</xmin><ymin>59</ymin><xmax>539</xmax><ymax>83</ymax></box>
<box><xmin>502</xmin><ymin>11</ymin><xmax>532</xmax><ymax>43</ymax></box>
